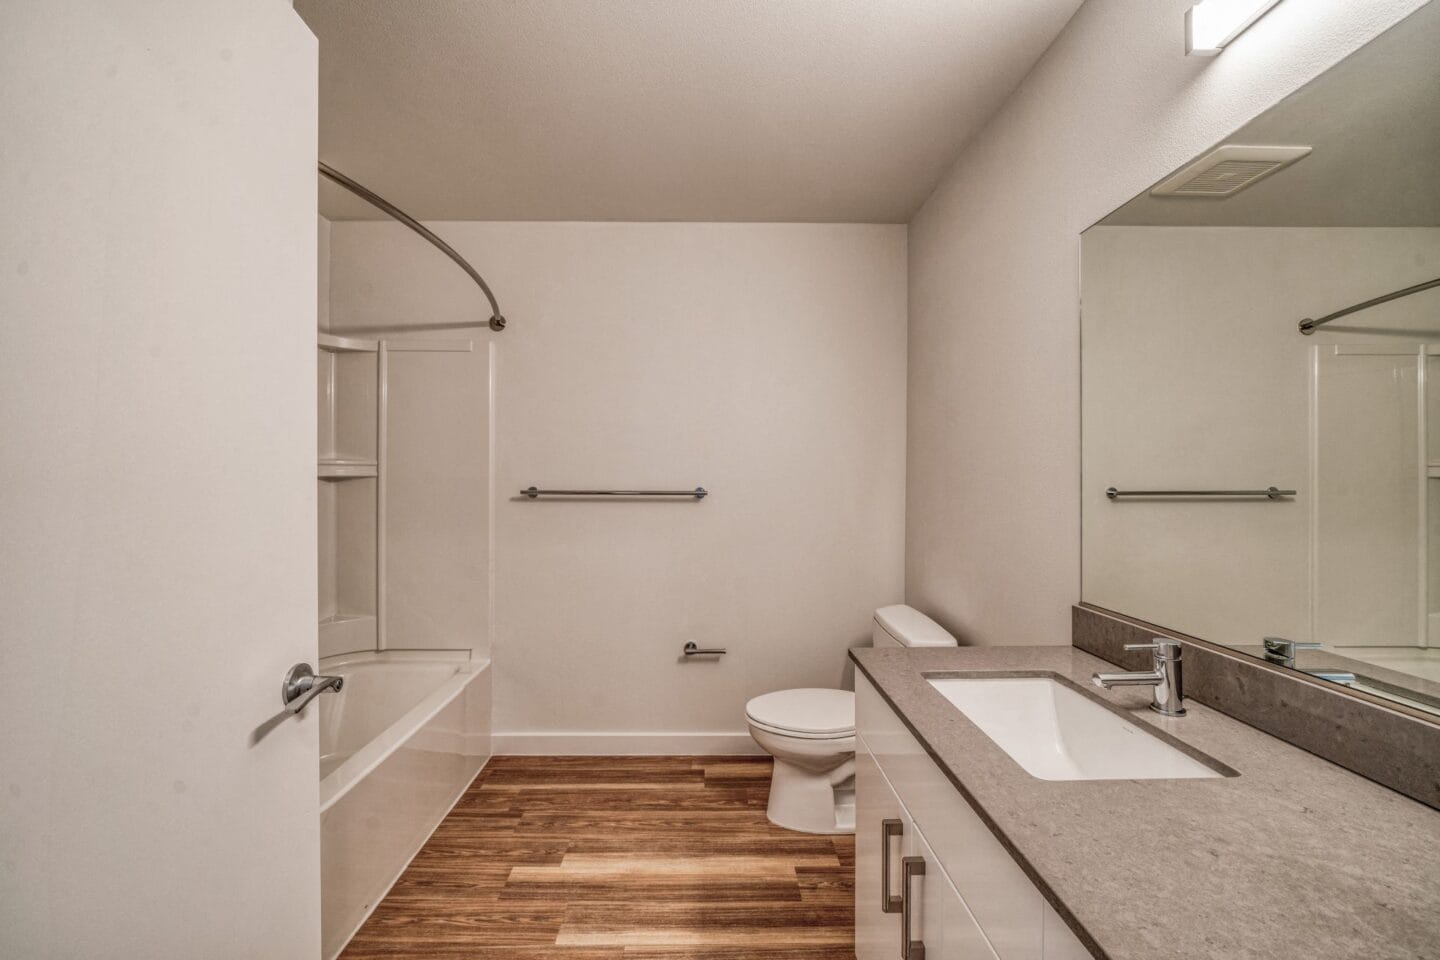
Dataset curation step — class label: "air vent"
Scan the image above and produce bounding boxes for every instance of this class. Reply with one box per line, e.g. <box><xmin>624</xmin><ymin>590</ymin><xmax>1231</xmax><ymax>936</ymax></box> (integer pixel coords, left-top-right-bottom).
<box><xmin>1149</xmin><ymin>144</ymin><xmax>1311</xmax><ymax>198</ymax></box>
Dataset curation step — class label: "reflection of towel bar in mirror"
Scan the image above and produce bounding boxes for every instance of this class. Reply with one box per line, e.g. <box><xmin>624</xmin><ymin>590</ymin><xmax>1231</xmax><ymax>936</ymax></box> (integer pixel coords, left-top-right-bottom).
<box><xmin>522</xmin><ymin>486</ymin><xmax>708</xmax><ymax>499</ymax></box>
<box><xmin>1106</xmin><ymin>487</ymin><xmax>1295</xmax><ymax>500</ymax></box>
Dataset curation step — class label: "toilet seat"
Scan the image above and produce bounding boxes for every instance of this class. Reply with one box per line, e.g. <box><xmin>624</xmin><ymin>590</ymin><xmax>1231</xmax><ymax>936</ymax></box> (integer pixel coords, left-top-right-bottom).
<box><xmin>745</xmin><ymin>688</ymin><xmax>854</xmax><ymax>740</ymax></box>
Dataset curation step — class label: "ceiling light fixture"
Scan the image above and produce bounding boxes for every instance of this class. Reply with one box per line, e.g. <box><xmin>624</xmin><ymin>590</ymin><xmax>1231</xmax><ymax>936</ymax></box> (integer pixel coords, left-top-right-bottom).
<box><xmin>1186</xmin><ymin>0</ymin><xmax>1283</xmax><ymax>56</ymax></box>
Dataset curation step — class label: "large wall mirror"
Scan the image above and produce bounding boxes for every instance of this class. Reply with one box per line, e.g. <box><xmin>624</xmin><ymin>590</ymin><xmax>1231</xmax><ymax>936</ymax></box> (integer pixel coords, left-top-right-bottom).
<box><xmin>1080</xmin><ymin>2</ymin><xmax>1440</xmax><ymax>721</ymax></box>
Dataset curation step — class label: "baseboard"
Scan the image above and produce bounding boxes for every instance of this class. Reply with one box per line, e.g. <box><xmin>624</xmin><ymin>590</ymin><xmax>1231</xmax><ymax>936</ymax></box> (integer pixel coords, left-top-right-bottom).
<box><xmin>492</xmin><ymin>731</ymin><xmax>765</xmax><ymax>756</ymax></box>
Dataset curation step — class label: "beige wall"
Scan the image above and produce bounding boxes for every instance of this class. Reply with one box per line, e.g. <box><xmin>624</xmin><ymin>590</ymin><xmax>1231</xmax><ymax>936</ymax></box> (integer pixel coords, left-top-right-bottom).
<box><xmin>1082</xmin><ymin>226</ymin><xmax>1440</xmax><ymax>649</ymax></box>
<box><xmin>328</xmin><ymin>222</ymin><xmax>907</xmax><ymax>750</ymax></box>
<box><xmin>905</xmin><ymin>0</ymin><xmax>1431</xmax><ymax>646</ymax></box>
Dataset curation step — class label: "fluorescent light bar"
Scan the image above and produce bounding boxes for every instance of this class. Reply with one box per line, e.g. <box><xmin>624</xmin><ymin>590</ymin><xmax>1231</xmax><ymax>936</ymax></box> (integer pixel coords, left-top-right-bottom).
<box><xmin>1186</xmin><ymin>0</ymin><xmax>1283</xmax><ymax>56</ymax></box>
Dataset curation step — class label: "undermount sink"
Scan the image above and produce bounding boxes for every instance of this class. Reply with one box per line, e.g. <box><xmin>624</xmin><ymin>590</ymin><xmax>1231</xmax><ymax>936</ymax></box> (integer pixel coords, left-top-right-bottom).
<box><xmin>927</xmin><ymin>676</ymin><xmax>1222</xmax><ymax>781</ymax></box>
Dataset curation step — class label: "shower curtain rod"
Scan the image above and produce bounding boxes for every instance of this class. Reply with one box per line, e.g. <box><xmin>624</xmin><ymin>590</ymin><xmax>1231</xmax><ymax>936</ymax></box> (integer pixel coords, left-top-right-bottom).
<box><xmin>318</xmin><ymin>161</ymin><xmax>506</xmax><ymax>332</ymax></box>
<box><xmin>1298</xmin><ymin>276</ymin><xmax>1440</xmax><ymax>335</ymax></box>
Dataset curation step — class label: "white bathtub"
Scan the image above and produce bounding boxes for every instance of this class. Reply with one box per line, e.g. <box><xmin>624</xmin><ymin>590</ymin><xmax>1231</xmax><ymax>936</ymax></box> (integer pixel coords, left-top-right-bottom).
<box><xmin>318</xmin><ymin>651</ymin><xmax>491</xmax><ymax>960</ymax></box>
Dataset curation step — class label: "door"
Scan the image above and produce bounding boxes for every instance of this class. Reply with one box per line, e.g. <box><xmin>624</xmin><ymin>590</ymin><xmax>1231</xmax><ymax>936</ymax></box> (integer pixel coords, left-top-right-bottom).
<box><xmin>0</xmin><ymin>3</ymin><xmax>320</xmax><ymax>958</ymax></box>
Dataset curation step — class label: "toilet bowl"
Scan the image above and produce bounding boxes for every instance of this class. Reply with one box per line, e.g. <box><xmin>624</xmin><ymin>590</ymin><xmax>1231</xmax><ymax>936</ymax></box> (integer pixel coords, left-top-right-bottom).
<box><xmin>746</xmin><ymin>604</ymin><xmax>957</xmax><ymax>834</ymax></box>
<box><xmin>745</xmin><ymin>688</ymin><xmax>857</xmax><ymax>834</ymax></box>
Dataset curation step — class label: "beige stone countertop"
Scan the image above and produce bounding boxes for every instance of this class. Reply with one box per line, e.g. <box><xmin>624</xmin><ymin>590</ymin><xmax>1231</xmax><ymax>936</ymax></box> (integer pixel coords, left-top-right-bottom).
<box><xmin>849</xmin><ymin>645</ymin><xmax>1440</xmax><ymax>960</ymax></box>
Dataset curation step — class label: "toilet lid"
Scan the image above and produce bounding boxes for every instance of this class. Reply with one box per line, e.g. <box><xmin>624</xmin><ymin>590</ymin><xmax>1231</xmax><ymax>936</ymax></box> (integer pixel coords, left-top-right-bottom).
<box><xmin>746</xmin><ymin>688</ymin><xmax>855</xmax><ymax>737</ymax></box>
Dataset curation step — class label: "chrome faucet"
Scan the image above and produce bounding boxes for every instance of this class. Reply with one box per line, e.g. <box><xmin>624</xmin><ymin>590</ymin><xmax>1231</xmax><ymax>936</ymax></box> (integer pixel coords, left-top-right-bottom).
<box><xmin>1092</xmin><ymin>639</ymin><xmax>1186</xmax><ymax>717</ymax></box>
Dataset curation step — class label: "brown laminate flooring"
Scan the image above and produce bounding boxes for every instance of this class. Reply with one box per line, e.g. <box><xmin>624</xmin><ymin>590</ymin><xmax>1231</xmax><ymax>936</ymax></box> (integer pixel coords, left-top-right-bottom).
<box><xmin>339</xmin><ymin>756</ymin><xmax>856</xmax><ymax>959</ymax></box>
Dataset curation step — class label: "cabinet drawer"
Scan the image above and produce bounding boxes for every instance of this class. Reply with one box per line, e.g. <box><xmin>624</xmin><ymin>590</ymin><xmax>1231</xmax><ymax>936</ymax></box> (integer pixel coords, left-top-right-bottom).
<box><xmin>857</xmin><ymin>672</ymin><xmax>1046</xmax><ymax>960</ymax></box>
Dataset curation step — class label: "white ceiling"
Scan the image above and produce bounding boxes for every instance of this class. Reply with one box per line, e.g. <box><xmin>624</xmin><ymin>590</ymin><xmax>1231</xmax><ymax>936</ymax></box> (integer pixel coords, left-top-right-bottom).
<box><xmin>296</xmin><ymin>0</ymin><xmax>1084</xmax><ymax>222</ymax></box>
<box><xmin>1100</xmin><ymin>0</ymin><xmax>1440</xmax><ymax>228</ymax></box>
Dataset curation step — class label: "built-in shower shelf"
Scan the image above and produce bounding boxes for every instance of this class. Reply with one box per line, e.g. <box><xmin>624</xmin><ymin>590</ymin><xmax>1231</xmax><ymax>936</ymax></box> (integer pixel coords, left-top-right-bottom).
<box><xmin>318</xmin><ymin>333</ymin><xmax>379</xmax><ymax>353</ymax></box>
<box><xmin>319</xmin><ymin>458</ymin><xmax>378</xmax><ymax>479</ymax></box>
<box><xmin>318</xmin><ymin>332</ymin><xmax>475</xmax><ymax>354</ymax></box>
<box><xmin>319</xmin><ymin>612</ymin><xmax>377</xmax><ymax>658</ymax></box>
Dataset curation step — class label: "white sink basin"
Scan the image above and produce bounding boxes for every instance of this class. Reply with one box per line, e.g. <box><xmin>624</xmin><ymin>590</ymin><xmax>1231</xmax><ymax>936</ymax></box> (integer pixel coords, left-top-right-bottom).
<box><xmin>927</xmin><ymin>676</ymin><xmax>1222</xmax><ymax>781</ymax></box>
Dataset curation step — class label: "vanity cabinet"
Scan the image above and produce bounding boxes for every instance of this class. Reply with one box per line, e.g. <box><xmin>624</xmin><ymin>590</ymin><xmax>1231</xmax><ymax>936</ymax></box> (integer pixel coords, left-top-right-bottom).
<box><xmin>856</xmin><ymin>747</ymin><xmax>990</xmax><ymax>960</ymax></box>
<box><xmin>856</xmin><ymin>672</ymin><xmax>1092</xmax><ymax>960</ymax></box>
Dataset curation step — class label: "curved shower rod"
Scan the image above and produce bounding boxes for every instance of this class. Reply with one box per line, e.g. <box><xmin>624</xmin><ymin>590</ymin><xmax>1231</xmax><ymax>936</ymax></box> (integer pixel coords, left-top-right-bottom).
<box><xmin>318</xmin><ymin>161</ymin><xmax>506</xmax><ymax>332</ymax></box>
<box><xmin>1299</xmin><ymin>276</ymin><xmax>1440</xmax><ymax>335</ymax></box>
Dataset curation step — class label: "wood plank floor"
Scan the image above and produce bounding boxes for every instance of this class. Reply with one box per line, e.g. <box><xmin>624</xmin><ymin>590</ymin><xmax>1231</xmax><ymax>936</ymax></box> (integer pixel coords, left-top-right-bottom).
<box><xmin>340</xmin><ymin>756</ymin><xmax>856</xmax><ymax>960</ymax></box>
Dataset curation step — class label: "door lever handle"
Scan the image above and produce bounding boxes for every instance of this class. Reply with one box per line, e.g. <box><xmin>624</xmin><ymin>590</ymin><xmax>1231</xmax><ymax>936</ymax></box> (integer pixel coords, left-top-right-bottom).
<box><xmin>282</xmin><ymin>663</ymin><xmax>343</xmax><ymax>713</ymax></box>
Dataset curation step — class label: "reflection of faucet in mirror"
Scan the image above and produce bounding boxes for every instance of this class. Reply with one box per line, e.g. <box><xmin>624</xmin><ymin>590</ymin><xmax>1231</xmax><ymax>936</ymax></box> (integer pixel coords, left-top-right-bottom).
<box><xmin>1263</xmin><ymin>637</ymin><xmax>1357</xmax><ymax>685</ymax></box>
<box><xmin>1262</xmin><ymin>636</ymin><xmax>1319</xmax><ymax>668</ymax></box>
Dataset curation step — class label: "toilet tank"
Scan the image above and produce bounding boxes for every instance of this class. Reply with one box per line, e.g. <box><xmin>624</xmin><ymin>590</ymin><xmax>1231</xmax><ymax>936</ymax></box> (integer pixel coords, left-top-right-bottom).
<box><xmin>871</xmin><ymin>604</ymin><xmax>957</xmax><ymax>648</ymax></box>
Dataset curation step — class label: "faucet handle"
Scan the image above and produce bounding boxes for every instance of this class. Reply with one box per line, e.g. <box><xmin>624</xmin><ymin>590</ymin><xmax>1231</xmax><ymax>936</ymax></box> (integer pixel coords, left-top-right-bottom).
<box><xmin>1124</xmin><ymin>638</ymin><xmax>1182</xmax><ymax>658</ymax></box>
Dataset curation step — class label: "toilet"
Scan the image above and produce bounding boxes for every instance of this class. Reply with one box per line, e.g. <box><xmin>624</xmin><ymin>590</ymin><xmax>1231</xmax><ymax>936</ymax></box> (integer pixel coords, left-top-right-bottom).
<box><xmin>745</xmin><ymin>604</ymin><xmax>957</xmax><ymax>834</ymax></box>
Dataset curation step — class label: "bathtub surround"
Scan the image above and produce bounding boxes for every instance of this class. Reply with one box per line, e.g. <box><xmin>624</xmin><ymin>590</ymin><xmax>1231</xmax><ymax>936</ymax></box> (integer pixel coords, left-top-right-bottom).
<box><xmin>904</xmin><ymin>0</ymin><xmax>1432</xmax><ymax>647</ymax></box>
<box><xmin>316</xmin><ymin>315</ymin><xmax>492</xmax><ymax>661</ymax></box>
<box><xmin>319</xmin><ymin>214</ymin><xmax>332</xmax><ymax>327</ymax></box>
<box><xmin>326</xmin><ymin>222</ymin><xmax>907</xmax><ymax>754</ymax></box>
<box><xmin>315</xmin><ymin>220</ymin><xmax>496</xmax><ymax>957</ymax></box>
<box><xmin>1072</xmin><ymin>604</ymin><xmax>1440</xmax><ymax>809</ymax></box>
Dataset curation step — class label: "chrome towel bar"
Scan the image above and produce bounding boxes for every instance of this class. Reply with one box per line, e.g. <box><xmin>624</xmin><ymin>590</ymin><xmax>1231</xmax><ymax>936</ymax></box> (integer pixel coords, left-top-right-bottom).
<box><xmin>1106</xmin><ymin>486</ymin><xmax>1295</xmax><ymax>500</ymax></box>
<box><xmin>522</xmin><ymin>486</ymin><xmax>707</xmax><ymax>500</ymax></box>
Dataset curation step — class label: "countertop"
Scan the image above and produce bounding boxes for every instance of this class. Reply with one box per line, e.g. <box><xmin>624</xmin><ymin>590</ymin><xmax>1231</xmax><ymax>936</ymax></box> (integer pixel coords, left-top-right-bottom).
<box><xmin>849</xmin><ymin>645</ymin><xmax>1440</xmax><ymax>960</ymax></box>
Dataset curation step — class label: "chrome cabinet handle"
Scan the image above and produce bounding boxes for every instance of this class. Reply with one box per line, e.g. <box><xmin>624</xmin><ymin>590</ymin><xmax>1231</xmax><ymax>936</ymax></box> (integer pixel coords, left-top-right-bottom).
<box><xmin>901</xmin><ymin>855</ymin><xmax>926</xmax><ymax>960</ymax></box>
<box><xmin>282</xmin><ymin>663</ymin><xmax>343</xmax><ymax>713</ymax></box>
<box><xmin>880</xmin><ymin>818</ymin><xmax>903</xmax><ymax>913</ymax></box>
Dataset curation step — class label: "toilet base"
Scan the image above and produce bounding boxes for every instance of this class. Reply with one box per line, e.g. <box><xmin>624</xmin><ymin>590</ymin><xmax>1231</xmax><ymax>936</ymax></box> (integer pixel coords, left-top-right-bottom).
<box><xmin>765</xmin><ymin>755</ymin><xmax>856</xmax><ymax>835</ymax></box>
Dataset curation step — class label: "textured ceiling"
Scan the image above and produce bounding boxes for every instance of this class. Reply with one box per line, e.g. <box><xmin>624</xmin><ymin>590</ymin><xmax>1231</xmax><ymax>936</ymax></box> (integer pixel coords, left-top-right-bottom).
<box><xmin>1100</xmin><ymin>0</ymin><xmax>1440</xmax><ymax>228</ymax></box>
<box><xmin>296</xmin><ymin>0</ymin><xmax>1084</xmax><ymax>222</ymax></box>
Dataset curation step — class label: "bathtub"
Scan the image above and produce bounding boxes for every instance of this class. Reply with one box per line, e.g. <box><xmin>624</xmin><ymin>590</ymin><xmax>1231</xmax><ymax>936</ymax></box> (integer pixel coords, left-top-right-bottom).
<box><xmin>318</xmin><ymin>651</ymin><xmax>491</xmax><ymax>960</ymax></box>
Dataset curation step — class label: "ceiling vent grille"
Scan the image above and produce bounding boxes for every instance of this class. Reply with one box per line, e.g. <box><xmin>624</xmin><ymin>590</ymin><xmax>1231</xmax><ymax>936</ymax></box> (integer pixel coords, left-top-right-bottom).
<box><xmin>1149</xmin><ymin>144</ymin><xmax>1311</xmax><ymax>198</ymax></box>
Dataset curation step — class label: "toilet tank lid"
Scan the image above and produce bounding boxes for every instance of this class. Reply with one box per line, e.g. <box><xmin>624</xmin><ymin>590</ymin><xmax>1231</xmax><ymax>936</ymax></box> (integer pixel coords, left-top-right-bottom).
<box><xmin>874</xmin><ymin>604</ymin><xmax>956</xmax><ymax>647</ymax></box>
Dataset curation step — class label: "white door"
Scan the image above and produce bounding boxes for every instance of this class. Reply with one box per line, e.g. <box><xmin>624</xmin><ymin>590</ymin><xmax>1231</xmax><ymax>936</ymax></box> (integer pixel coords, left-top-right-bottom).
<box><xmin>0</xmin><ymin>3</ymin><xmax>320</xmax><ymax>958</ymax></box>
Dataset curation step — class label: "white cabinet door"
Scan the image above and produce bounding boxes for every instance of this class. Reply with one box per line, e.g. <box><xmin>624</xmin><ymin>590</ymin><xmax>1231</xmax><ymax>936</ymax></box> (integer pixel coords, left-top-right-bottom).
<box><xmin>910</xmin><ymin>823</ymin><xmax>1001</xmax><ymax>960</ymax></box>
<box><xmin>857</xmin><ymin>742</ymin><xmax>908</xmax><ymax>960</ymax></box>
